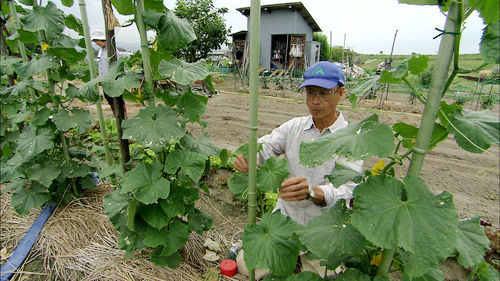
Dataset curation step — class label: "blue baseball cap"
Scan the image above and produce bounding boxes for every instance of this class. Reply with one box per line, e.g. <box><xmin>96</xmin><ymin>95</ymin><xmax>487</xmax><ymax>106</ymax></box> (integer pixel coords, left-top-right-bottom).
<box><xmin>298</xmin><ymin>61</ymin><xmax>345</xmax><ymax>90</ymax></box>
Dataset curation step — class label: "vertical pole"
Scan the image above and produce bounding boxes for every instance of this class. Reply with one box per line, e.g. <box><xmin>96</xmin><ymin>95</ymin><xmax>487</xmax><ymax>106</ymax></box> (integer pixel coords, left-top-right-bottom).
<box><xmin>79</xmin><ymin>0</ymin><xmax>114</xmax><ymax>167</ymax></box>
<box><xmin>8</xmin><ymin>1</ymin><xmax>28</xmax><ymax>62</ymax></box>
<box><xmin>384</xmin><ymin>30</ymin><xmax>398</xmax><ymax>102</ymax></box>
<box><xmin>135</xmin><ymin>0</ymin><xmax>155</xmax><ymax>107</ymax></box>
<box><xmin>247</xmin><ymin>0</ymin><xmax>261</xmax><ymax>280</ymax></box>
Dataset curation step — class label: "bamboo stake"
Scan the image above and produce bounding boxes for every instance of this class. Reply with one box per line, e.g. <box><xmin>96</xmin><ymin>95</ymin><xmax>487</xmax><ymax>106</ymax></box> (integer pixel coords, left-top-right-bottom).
<box><xmin>8</xmin><ymin>1</ymin><xmax>28</xmax><ymax>62</ymax></box>
<box><xmin>79</xmin><ymin>0</ymin><xmax>114</xmax><ymax>167</ymax></box>
<box><xmin>134</xmin><ymin>0</ymin><xmax>155</xmax><ymax>107</ymax></box>
<box><xmin>247</xmin><ymin>1</ymin><xmax>261</xmax><ymax>280</ymax></box>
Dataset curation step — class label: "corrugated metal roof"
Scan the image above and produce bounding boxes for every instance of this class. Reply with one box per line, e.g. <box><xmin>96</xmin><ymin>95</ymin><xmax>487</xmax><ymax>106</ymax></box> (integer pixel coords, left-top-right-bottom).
<box><xmin>236</xmin><ymin>2</ymin><xmax>321</xmax><ymax>32</ymax></box>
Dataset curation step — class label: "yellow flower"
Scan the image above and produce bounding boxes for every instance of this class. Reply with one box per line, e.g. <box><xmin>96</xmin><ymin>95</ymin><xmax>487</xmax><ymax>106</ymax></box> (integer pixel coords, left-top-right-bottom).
<box><xmin>131</xmin><ymin>66</ymin><xmax>138</xmax><ymax>71</ymax></box>
<box><xmin>371</xmin><ymin>160</ymin><xmax>385</xmax><ymax>176</ymax></box>
<box><xmin>371</xmin><ymin>252</ymin><xmax>383</xmax><ymax>267</ymax></box>
<box><xmin>153</xmin><ymin>41</ymin><xmax>158</xmax><ymax>52</ymax></box>
<box><xmin>13</xmin><ymin>79</ymin><xmax>17</xmax><ymax>84</ymax></box>
<box><xmin>41</xmin><ymin>43</ymin><xmax>50</xmax><ymax>51</ymax></box>
<box><xmin>135</xmin><ymin>89</ymin><xmax>142</xmax><ymax>103</ymax></box>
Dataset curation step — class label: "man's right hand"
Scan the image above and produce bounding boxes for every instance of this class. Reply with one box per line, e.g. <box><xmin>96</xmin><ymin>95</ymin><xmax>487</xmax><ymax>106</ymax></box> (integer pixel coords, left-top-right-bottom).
<box><xmin>233</xmin><ymin>154</ymin><xmax>249</xmax><ymax>173</ymax></box>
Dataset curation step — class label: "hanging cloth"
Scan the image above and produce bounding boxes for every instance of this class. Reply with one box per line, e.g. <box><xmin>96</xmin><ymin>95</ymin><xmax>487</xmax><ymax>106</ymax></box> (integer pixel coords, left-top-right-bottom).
<box><xmin>289</xmin><ymin>44</ymin><xmax>303</xmax><ymax>58</ymax></box>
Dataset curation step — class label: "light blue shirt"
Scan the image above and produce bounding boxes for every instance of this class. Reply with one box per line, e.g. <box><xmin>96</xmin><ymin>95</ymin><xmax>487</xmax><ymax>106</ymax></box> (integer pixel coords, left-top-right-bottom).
<box><xmin>257</xmin><ymin>112</ymin><xmax>363</xmax><ymax>226</ymax></box>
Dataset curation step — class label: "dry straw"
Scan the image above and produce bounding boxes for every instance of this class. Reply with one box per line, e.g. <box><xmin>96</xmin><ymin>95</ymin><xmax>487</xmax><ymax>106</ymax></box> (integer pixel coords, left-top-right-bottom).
<box><xmin>1</xmin><ymin>184</ymin><xmax>247</xmax><ymax>281</ymax></box>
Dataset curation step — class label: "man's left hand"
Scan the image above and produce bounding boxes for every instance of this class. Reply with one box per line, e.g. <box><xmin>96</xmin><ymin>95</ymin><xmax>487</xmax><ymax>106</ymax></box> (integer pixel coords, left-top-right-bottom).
<box><xmin>279</xmin><ymin>177</ymin><xmax>326</xmax><ymax>206</ymax></box>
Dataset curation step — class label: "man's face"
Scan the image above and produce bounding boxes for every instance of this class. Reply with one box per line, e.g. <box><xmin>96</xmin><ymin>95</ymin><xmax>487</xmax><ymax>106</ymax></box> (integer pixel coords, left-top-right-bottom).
<box><xmin>93</xmin><ymin>40</ymin><xmax>106</xmax><ymax>48</ymax></box>
<box><xmin>305</xmin><ymin>85</ymin><xmax>344</xmax><ymax>121</ymax></box>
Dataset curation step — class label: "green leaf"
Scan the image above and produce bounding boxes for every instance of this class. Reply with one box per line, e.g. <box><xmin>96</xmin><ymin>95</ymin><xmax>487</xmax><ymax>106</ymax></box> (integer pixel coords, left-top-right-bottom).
<box><xmin>350</xmin><ymin>77</ymin><xmax>379</xmax><ymax>97</ymax></box>
<box><xmin>0</xmin><ymin>57</ymin><xmax>22</xmax><ymax>76</ymax></box>
<box><xmin>77</xmin><ymin>80</ymin><xmax>100</xmax><ymax>102</ymax></box>
<box><xmin>297</xmin><ymin>200</ymin><xmax>366</xmax><ymax>259</ymax></box>
<box><xmin>160</xmin><ymin>199</ymin><xmax>185</xmax><ymax>218</ymax></box>
<box><xmin>335</xmin><ymin>269</ymin><xmax>371</xmax><ymax>281</ymax></box>
<box><xmin>14</xmin><ymin>55</ymin><xmax>58</xmax><ymax>78</ymax></box>
<box><xmin>234</xmin><ymin>142</ymin><xmax>263</xmax><ymax>159</ymax></box>
<box><xmin>47</xmin><ymin>47</ymin><xmax>86</xmax><ymax>64</ymax></box>
<box><xmin>468</xmin><ymin>0</ymin><xmax>500</xmax><ymax>25</ymax></box>
<box><xmin>325</xmin><ymin>162</ymin><xmax>364</xmax><ymax>189</ymax></box>
<box><xmin>440</xmin><ymin>104</ymin><xmax>499</xmax><ymax>153</ymax></box>
<box><xmin>121</xmin><ymin>162</ymin><xmax>171</xmax><ymax>205</ymax></box>
<box><xmin>138</xmin><ymin>203</ymin><xmax>171</xmax><ymax>230</ymax></box>
<box><xmin>176</xmin><ymin>90</ymin><xmax>207</xmax><ymax>122</ymax></box>
<box><xmin>101</xmin><ymin>71</ymin><xmax>141</xmax><ymax>98</ymax></box>
<box><xmin>31</xmin><ymin>108</ymin><xmax>51</xmax><ymax>126</ymax></box>
<box><xmin>228</xmin><ymin>172</ymin><xmax>248</xmax><ymax>196</ymax></box>
<box><xmin>162</xmin><ymin>219</ymin><xmax>189</xmax><ymax>256</ymax></box>
<box><xmin>11</xmin><ymin>183</ymin><xmax>50</xmax><ymax>216</ymax></box>
<box><xmin>299</xmin><ymin>114</ymin><xmax>394</xmax><ymax>167</ymax></box>
<box><xmin>111</xmin><ymin>0</ymin><xmax>135</xmax><ymax>15</ymax></box>
<box><xmin>180</xmin><ymin>133</ymin><xmax>221</xmax><ymax>157</ymax></box>
<box><xmin>143</xmin><ymin>9</ymin><xmax>196</xmax><ymax>51</ymax></box>
<box><xmin>20</xmin><ymin>2</ymin><xmax>65</xmax><ymax>39</ymax></box>
<box><xmin>53</xmin><ymin>109</ymin><xmax>92</xmax><ymax>132</ymax></box>
<box><xmin>17</xmin><ymin>127</ymin><xmax>54</xmax><ymax>160</ymax></box>
<box><xmin>393</xmin><ymin>122</ymin><xmax>448</xmax><ymax>150</ymax></box>
<box><xmin>262</xmin><ymin>271</ymin><xmax>323</xmax><ymax>281</ymax></box>
<box><xmin>151</xmin><ymin>247</ymin><xmax>181</xmax><ymax>268</ymax></box>
<box><xmin>158</xmin><ymin>58</ymin><xmax>209</xmax><ymax>85</ymax></box>
<box><xmin>103</xmin><ymin>189</ymin><xmax>129</xmax><ymax>231</ymax></box>
<box><xmin>122</xmin><ymin>105</ymin><xmax>185</xmax><ymax>152</ymax></box>
<box><xmin>480</xmin><ymin>21</ymin><xmax>500</xmax><ymax>64</ymax></box>
<box><xmin>351</xmin><ymin>175</ymin><xmax>458</xmax><ymax>277</ymax></box>
<box><xmin>475</xmin><ymin>261</ymin><xmax>500</xmax><ymax>281</ymax></box>
<box><xmin>61</xmin><ymin>0</ymin><xmax>74</xmax><ymax>7</ymax></box>
<box><xmin>456</xmin><ymin>216</ymin><xmax>490</xmax><ymax>268</ymax></box>
<box><xmin>398</xmin><ymin>0</ymin><xmax>440</xmax><ymax>5</ymax></box>
<box><xmin>64</xmin><ymin>14</ymin><xmax>83</xmax><ymax>35</ymax></box>
<box><xmin>408</xmin><ymin>54</ymin><xmax>429</xmax><ymax>75</ymax></box>
<box><xmin>378</xmin><ymin>61</ymin><xmax>408</xmax><ymax>84</ymax></box>
<box><xmin>187</xmin><ymin>210</ymin><xmax>212</xmax><ymax>235</ymax></box>
<box><xmin>28</xmin><ymin>160</ymin><xmax>61</xmax><ymax>187</ymax></box>
<box><xmin>242</xmin><ymin>213</ymin><xmax>303</xmax><ymax>276</ymax></box>
<box><xmin>164</xmin><ymin>150</ymin><xmax>207</xmax><ymax>182</ymax></box>
<box><xmin>257</xmin><ymin>157</ymin><xmax>289</xmax><ymax>192</ymax></box>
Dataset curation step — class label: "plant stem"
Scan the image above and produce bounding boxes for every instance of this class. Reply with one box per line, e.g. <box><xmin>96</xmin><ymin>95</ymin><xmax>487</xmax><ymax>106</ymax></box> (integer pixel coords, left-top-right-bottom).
<box><xmin>79</xmin><ymin>0</ymin><xmax>114</xmax><ymax>167</ymax></box>
<box><xmin>378</xmin><ymin>1</ymin><xmax>461</xmax><ymax>276</ymax></box>
<box><xmin>247</xmin><ymin>0</ymin><xmax>261</xmax><ymax>280</ymax></box>
<box><xmin>8</xmin><ymin>1</ymin><xmax>28</xmax><ymax>62</ymax></box>
<box><xmin>134</xmin><ymin>0</ymin><xmax>155</xmax><ymax>108</ymax></box>
<box><xmin>402</xmin><ymin>76</ymin><xmax>426</xmax><ymax>105</ymax></box>
<box><xmin>442</xmin><ymin>0</ymin><xmax>463</xmax><ymax>96</ymax></box>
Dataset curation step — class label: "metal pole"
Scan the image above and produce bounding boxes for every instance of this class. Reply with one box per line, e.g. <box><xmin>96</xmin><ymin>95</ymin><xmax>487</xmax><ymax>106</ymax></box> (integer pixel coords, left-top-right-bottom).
<box><xmin>247</xmin><ymin>0</ymin><xmax>261</xmax><ymax>280</ymax></box>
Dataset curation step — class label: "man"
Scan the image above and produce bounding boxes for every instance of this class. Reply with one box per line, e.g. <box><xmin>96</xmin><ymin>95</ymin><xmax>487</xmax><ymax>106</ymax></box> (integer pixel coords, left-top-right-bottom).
<box><xmin>91</xmin><ymin>30</ymin><xmax>125</xmax><ymax>118</ymax></box>
<box><xmin>233</xmin><ymin>61</ymin><xmax>363</xmax><ymax>278</ymax></box>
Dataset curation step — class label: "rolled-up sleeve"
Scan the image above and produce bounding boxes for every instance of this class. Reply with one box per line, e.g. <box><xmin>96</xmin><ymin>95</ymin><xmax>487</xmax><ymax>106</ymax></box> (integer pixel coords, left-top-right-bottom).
<box><xmin>318</xmin><ymin>159</ymin><xmax>364</xmax><ymax>209</ymax></box>
<box><xmin>257</xmin><ymin>123</ymin><xmax>288</xmax><ymax>165</ymax></box>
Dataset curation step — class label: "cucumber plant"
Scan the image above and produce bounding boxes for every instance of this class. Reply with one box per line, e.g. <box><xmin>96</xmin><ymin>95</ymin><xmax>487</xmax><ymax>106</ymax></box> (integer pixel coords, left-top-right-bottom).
<box><xmin>238</xmin><ymin>0</ymin><xmax>499</xmax><ymax>280</ymax></box>
<box><xmin>1</xmin><ymin>0</ymin><xmax>101</xmax><ymax>215</ymax></box>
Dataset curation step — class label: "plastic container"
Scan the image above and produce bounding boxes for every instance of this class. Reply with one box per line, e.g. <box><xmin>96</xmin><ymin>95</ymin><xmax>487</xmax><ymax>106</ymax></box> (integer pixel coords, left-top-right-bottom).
<box><xmin>220</xmin><ymin>259</ymin><xmax>238</xmax><ymax>277</ymax></box>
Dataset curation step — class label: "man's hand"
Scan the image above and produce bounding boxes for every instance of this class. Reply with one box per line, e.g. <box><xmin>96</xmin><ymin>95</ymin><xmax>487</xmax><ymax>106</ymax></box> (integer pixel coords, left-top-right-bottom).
<box><xmin>279</xmin><ymin>177</ymin><xmax>326</xmax><ymax>206</ymax></box>
<box><xmin>233</xmin><ymin>154</ymin><xmax>249</xmax><ymax>173</ymax></box>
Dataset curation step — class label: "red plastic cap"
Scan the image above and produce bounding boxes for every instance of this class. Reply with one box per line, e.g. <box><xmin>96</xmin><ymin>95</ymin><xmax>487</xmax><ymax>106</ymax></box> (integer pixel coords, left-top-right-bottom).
<box><xmin>220</xmin><ymin>259</ymin><xmax>238</xmax><ymax>277</ymax></box>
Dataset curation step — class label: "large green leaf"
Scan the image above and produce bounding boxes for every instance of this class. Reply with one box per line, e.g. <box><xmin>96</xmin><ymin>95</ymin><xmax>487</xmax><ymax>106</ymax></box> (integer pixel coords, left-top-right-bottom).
<box><xmin>143</xmin><ymin>9</ymin><xmax>196</xmax><ymax>51</ymax></box>
<box><xmin>468</xmin><ymin>0</ymin><xmax>500</xmax><ymax>25</ymax></box>
<box><xmin>408</xmin><ymin>54</ymin><xmax>429</xmax><ymax>75</ymax></box>
<box><xmin>122</xmin><ymin>105</ymin><xmax>185</xmax><ymax>152</ymax></box>
<box><xmin>11</xmin><ymin>183</ymin><xmax>50</xmax><ymax>216</ymax></box>
<box><xmin>47</xmin><ymin>47</ymin><xmax>86</xmax><ymax>64</ymax></box>
<box><xmin>61</xmin><ymin>0</ymin><xmax>73</xmax><ymax>7</ymax></box>
<box><xmin>393</xmin><ymin>122</ymin><xmax>448</xmax><ymax>150</ymax></box>
<box><xmin>179</xmin><ymin>133</ymin><xmax>221</xmax><ymax>157</ymax></box>
<box><xmin>349</xmin><ymin>76</ymin><xmax>379</xmax><ymax>106</ymax></box>
<box><xmin>296</xmin><ymin>200</ymin><xmax>366</xmax><ymax>259</ymax></box>
<box><xmin>14</xmin><ymin>55</ymin><xmax>58</xmax><ymax>78</ymax></box>
<box><xmin>120</xmin><ymin>162</ymin><xmax>171</xmax><ymax>205</ymax></box>
<box><xmin>158</xmin><ymin>58</ymin><xmax>209</xmax><ymax>85</ymax></box>
<box><xmin>28</xmin><ymin>160</ymin><xmax>61</xmax><ymax>187</ymax></box>
<box><xmin>7</xmin><ymin>29</ymin><xmax>39</xmax><ymax>44</ymax></box>
<box><xmin>53</xmin><ymin>109</ymin><xmax>93</xmax><ymax>132</ymax></box>
<box><xmin>151</xmin><ymin>247</ymin><xmax>181</xmax><ymax>268</ymax></box>
<box><xmin>475</xmin><ymin>261</ymin><xmax>500</xmax><ymax>281</ymax></box>
<box><xmin>176</xmin><ymin>90</ymin><xmax>207</xmax><ymax>122</ymax></box>
<box><xmin>20</xmin><ymin>2</ymin><xmax>65</xmax><ymax>39</ymax></box>
<box><xmin>242</xmin><ymin>213</ymin><xmax>303</xmax><ymax>276</ymax></box>
<box><xmin>480</xmin><ymin>21</ymin><xmax>500</xmax><ymax>64</ymax></box>
<box><xmin>162</xmin><ymin>219</ymin><xmax>189</xmax><ymax>256</ymax></box>
<box><xmin>257</xmin><ymin>157</ymin><xmax>289</xmax><ymax>192</ymax></box>
<box><xmin>138</xmin><ymin>203</ymin><xmax>170</xmax><ymax>230</ymax></box>
<box><xmin>0</xmin><ymin>57</ymin><xmax>22</xmax><ymax>76</ymax></box>
<box><xmin>262</xmin><ymin>271</ymin><xmax>323</xmax><ymax>281</ymax></box>
<box><xmin>187</xmin><ymin>210</ymin><xmax>212</xmax><ymax>235</ymax></box>
<box><xmin>164</xmin><ymin>150</ymin><xmax>207</xmax><ymax>182</ymax></box>
<box><xmin>325</xmin><ymin>162</ymin><xmax>364</xmax><ymax>187</ymax></box>
<box><xmin>351</xmin><ymin>175</ymin><xmax>458</xmax><ymax>276</ymax></box>
<box><xmin>299</xmin><ymin>114</ymin><xmax>394</xmax><ymax>167</ymax></box>
<box><xmin>77</xmin><ymin>80</ymin><xmax>100</xmax><ymax>102</ymax></box>
<box><xmin>111</xmin><ymin>0</ymin><xmax>135</xmax><ymax>15</ymax></box>
<box><xmin>402</xmin><ymin>266</ymin><xmax>444</xmax><ymax>281</ymax></box>
<box><xmin>103</xmin><ymin>189</ymin><xmax>129</xmax><ymax>231</ymax></box>
<box><xmin>456</xmin><ymin>216</ymin><xmax>490</xmax><ymax>268</ymax></box>
<box><xmin>101</xmin><ymin>71</ymin><xmax>141</xmax><ymax>98</ymax></box>
<box><xmin>439</xmin><ymin>103</ymin><xmax>499</xmax><ymax>153</ymax></box>
<box><xmin>398</xmin><ymin>0</ymin><xmax>440</xmax><ymax>5</ymax></box>
<box><xmin>64</xmin><ymin>14</ymin><xmax>83</xmax><ymax>35</ymax></box>
<box><xmin>228</xmin><ymin>172</ymin><xmax>248</xmax><ymax>196</ymax></box>
<box><xmin>17</xmin><ymin>127</ymin><xmax>54</xmax><ymax>160</ymax></box>
<box><xmin>1</xmin><ymin>80</ymin><xmax>46</xmax><ymax>98</ymax></box>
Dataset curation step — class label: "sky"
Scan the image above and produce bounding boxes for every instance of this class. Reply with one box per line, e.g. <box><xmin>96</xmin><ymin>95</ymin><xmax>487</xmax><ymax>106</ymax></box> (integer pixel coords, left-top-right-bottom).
<box><xmin>58</xmin><ymin>0</ymin><xmax>486</xmax><ymax>55</ymax></box>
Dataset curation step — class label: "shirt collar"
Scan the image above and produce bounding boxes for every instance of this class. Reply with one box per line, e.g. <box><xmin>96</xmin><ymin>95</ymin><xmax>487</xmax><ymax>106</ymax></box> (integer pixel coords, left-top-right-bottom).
<box><xmin>303</xmin><ymin>111</ymin><xmax>345</xmax><ymax>133</ymax></box>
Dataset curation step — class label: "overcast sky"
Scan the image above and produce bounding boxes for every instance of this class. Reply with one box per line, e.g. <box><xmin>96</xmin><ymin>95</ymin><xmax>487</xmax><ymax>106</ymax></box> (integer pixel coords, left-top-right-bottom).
<box><xmin>60</xmin><ymin>0</ymin><xmax>486</xmax><ymax>55</ymax></box>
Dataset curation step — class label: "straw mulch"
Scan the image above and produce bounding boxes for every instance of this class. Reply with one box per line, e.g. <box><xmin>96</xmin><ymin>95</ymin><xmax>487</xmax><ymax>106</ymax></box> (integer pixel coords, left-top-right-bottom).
<box><xmin>0</xmin><ymin>183</ymin><xmax>248</xmax><ymax>281</ymax></box>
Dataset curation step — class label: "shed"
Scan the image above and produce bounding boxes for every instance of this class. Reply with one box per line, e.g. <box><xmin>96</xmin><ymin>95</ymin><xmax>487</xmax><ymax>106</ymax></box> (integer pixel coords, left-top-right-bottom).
<box><xmin>235</xmin><ymin>2</ymin><xmax>321</xmax><ymax>71</ymax></box>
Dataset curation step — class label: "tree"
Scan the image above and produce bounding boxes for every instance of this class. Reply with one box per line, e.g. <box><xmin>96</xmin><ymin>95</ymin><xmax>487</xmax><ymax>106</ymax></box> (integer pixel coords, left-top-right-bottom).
<box><xmin>312</xmin><ymin>32</ymin><xmax>330</xmax><ymax>61</ymax></box>
<box><xmin>330</xmin><ymin>46</ymin><xmax>344</xmax><ymax>62</ymax></box>
<box><xmin>173</xmin><ymin>0</ymin><xmax>230</xmax><ymax>62</ymax></box>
